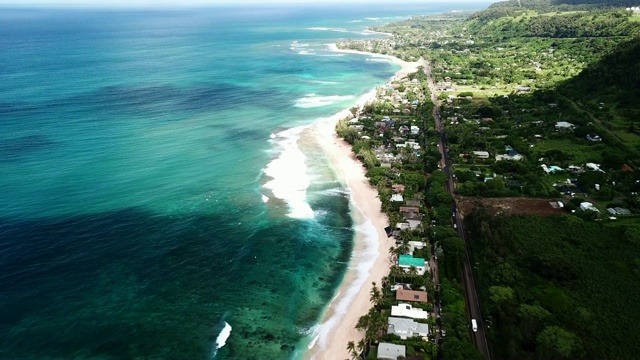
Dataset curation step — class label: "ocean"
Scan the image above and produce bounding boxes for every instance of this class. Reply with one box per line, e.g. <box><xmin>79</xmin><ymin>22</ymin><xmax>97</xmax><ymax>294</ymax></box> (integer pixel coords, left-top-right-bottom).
<box><xmin>0</xmin><ymin>3</ymin><xmax>486</xmax><ymax>359</ymax></box>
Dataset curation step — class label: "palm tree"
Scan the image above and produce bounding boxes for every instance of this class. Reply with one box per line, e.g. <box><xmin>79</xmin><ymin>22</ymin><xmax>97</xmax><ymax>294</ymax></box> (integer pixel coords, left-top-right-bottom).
<box><xmin>370</xmin><ymin>282</ymin><xmax>382</xmax><ymax>307</ymax></box>
<box><xmin>357</xmin><ymin>338</ymin><xmax>367</xmax><ymax>358</ymax></box>
<box><xmin>346</xmin><ymin>341</ymin><xmax>358</xmax><ymax>360</ymax></box>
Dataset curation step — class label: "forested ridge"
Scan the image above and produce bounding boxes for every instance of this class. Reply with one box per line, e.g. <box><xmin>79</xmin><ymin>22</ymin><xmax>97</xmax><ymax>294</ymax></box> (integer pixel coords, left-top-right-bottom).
<box><xmin>467</xmin><ymin>212</ymin><xmax>640</xmax><ymax>359</ymax></box>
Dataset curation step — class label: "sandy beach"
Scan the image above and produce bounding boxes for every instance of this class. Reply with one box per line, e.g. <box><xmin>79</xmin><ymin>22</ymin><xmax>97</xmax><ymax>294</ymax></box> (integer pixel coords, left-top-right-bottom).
<box><xmin>304</xmin><ymin>48</ymin><xmax>421</xmax><ymax>360</ymax></box>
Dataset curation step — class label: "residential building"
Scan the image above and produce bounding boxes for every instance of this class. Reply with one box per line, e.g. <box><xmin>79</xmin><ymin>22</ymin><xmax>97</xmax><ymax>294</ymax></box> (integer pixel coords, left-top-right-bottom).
<box><xmin>387</xmin><ymin>316</ymin><xmax>429</xmax><ymax>339</ymax></box>
<box><xmin>377</xmin><ymin>343</ymin><xmax>406</xmax><ymax>360</ymax></box>
<box><xmin>473</xmin><ymin>151</ymin><xmax>490</xmax><ymax>159</ymax></box>
<box><xmin>391</xmin><ymin>304</ymin><xmax>429</xmax><ymax>319</ymax></box>
<box><xmin>396</xmin><ymin>289</ymin><xmax>428</xmax><ymax>303</ymax></box>
<box><xmin>555</xmin><ymin>121</ymin><xmax>575</xmax><ymax>130</ymax></box>
<box><xmin>398</xmin><ymin>255</ymin><xmax>426</xmax><ymax>275</ymax></box>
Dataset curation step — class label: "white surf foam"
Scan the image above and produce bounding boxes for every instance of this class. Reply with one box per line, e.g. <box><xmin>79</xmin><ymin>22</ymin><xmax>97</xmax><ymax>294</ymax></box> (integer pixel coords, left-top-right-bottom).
<box><xmin>366</xmin><ymin>57</ymin><xmax>391</xmax><ymax>63</ymax></box>
<box><xmin>294</xmin><ymin>94</ymin><xmax>355</xmax><ymax>108</ymax></box>
<box><xmin>307</xmin><ymin>27</ymin><xmax>349</xmax><ymax>33</ymax></box>
<box><xmin>309</xmin><ymin>80</ymin><xmax>341</xmax><ymax>85</ymax></box>
<box><xmin>310</xmin><ymin>203</ymin><xmax>379</xmax><ymax>351</ymax></box>
<box><xmin>317</xmin><ymin>187</ymin><xmax>350</xmax><ymax>197</ymax></box>
<box><xmin>215</xmin><ymin>322</ymin><xmax>232</xmax><ymax>349</ymax></box>
<box><xmin>263</xmin><ymin>127</ymin><xmax>314</xmax><ymax>219</ymax></box>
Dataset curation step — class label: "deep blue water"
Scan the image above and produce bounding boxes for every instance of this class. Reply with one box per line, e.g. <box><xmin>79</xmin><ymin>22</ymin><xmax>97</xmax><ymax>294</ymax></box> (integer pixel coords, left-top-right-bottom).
<box><xmin>0</xmin><ymin>3</ymin><xmax>489</xmax><ymax>359</ymax></box>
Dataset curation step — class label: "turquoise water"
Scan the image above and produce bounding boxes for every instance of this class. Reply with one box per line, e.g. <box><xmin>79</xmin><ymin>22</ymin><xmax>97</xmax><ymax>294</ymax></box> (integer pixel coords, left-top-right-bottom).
<box><xmin>0</xmin><ymin>3</ymin><xmax>485</xmax><ymax>359</ymax></box>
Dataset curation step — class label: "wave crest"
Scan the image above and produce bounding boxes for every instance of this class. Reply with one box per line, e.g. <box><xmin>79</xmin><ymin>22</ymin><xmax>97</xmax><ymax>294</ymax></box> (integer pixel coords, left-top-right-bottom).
<box><xmin>294</xmin><ymin>94</ymin><xmax>355</xmax><ymax>108</ymax></box>
<box><xmin>263</xmin><ymin>127</ymin><xmax>314</xmax><ymax>219</ymax></box>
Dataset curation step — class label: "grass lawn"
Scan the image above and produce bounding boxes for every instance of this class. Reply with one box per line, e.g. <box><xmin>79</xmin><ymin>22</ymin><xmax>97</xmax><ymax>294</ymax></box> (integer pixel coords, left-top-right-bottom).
<box><xmin>531</xmin><ymin>139</ymin><xmax>603</xmax><ymax>164</ymax></box>
<box><xmin>613</xmin><ymin>131</ymin><xmax>640</xmax><ymax>146</ymax></box>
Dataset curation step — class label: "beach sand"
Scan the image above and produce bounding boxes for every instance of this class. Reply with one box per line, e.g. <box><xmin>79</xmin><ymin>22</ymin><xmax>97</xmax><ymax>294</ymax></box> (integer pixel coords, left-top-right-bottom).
<box><xmin>303</xmin><ymin>48</ymin><xmax>421</xmax><ymax>360</ymax></box>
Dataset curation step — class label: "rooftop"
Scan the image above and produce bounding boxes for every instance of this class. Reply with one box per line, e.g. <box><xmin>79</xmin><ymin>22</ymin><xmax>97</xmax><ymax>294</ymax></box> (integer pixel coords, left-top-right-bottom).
<box><xmin>396</xmin><ymin>289</ymin><xmax>428</xmax><ymax>303</ymax></box>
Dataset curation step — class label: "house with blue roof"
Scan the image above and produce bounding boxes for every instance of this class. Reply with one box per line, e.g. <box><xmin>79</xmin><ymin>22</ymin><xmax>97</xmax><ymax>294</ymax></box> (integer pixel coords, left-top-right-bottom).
<box><xmin>398</xmin><ymin>254</ymin><xmax>427</xmax><ymax>275</ymax></box>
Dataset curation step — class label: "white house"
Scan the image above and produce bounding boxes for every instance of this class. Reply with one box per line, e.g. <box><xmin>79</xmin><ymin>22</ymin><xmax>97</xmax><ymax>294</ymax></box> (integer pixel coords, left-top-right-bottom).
<box><xmin>555</xmin><ymin>121</ymin><xmax>575</xmax><ymax>130</ymax></box>
<box><xmin>377</xmin><ymin>343</ymin><xmax>407</xmax><ymax>360</ymax></box>
<box><xmin>580</xmin><ymin>202</ymin><xmax>600</xmax><ymax>213</ymax></box>
<box><xmin>410</xmin><ymin>126</ymin><xmax>420</xmax><ymax>135</ymax></box>
<box><xmin>586</xmin><ymin>163</ymin><xmax>605</xmax><ymax>173</ymax></box>
<box><xmin>388</xmin><ymin>317</ymin><xmax>429</xmax><ymax>339</ymax></box>
<box><xmin>473</xmin><ymin>151</ymin><xmax>490</xmax><ymax>159</ymax></box>
<box><xmin>407</xmin><ymin>219</ymin><xmax>422</xmax><ymax>230</ymax></box>
<box><xmin>391</xmin><ymin>304</ymin><xmax>430</xmax><ymax>319</ymax></box>
<box><xmin>407</xmin><ymin>241</ymin><xmax>426</xmax><ymax>253</ymax></box>
<box><xmin>391</xmin><ymin>194</ymin><xmax>404</xmax><ymax>202</ymax></box>
<box><xmin>398</xmin><ymin>255</ymin><xmax>427</xmax><ymax>275</ymax></box>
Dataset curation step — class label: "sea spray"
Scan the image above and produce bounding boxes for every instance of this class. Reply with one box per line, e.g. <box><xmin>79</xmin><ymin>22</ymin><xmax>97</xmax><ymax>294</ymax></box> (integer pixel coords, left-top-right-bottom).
<box><xmin>263</xmin><ymin>127</ymin><xmax>314</xmax><ymax>219</ymax></box>
<box><xmin>211</xmin><ymin>322</ymin><xmax>232</xmax><ymax>359</ymax></box>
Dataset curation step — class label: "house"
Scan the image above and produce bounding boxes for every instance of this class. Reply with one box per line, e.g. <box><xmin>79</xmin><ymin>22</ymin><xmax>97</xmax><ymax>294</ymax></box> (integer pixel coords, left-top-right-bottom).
<box><xmin>377</xmin><ymin>343</ymin><xmax>406</xmax><ymax>360</ymax></box>
<box><xmin>392</xmin><ymin>184</ymin><xmax>406</xmax><ymax>193</ymax></box>
<box><xmin>555</xmin><ymin>121</ymin><xmax>575</xmax><ymax>130</ymax></box>
<box><xmin>391</xmin><ymin>304</ymin><xmax>429</xmax><ymax>319</ymax></box>
<box><xmin>580</xmin><ymin>202</ymin><xmax>600</xmax><ymax>212</ymax></box>
<box><xmin>586</xmin><ymin>163</ymin><xmax>605</xmax><ymax>173</ymax></box>
<box><xmin>399</xmin><ymin>141</ymin><xmax>421</xmax><ymax>150</ymax></box>
<box><xmin>349</xmin><ymin>124</ymin><xmax>364</xmax><ymax>131</ymax></box>
<box><xmin>399</xmin><ymin>206</ymin><xmax>420</xmax><ymax>213</ymax></box>
<box><xmin>586</xmin><ymin>133</ymin><xmax>602</xmax><ymax>142</ymax></box>
<box><xmin>398</xmin><ymin>255</ymin><xmax>426</xmax><ymax>275</ymax></box>
<box><xmin>404</xmin><ymin>212</ymin><xmax>422</xmax><ymax>221</ymax></box>
<box><xmin>387</xmin><ymin>317</ymin><xmax>429</xmax><ymax>341</ymax></box>
<box><xmin>541</xmin><ymin>164</ymin><xmax>563</xmax><ymax>174</ymax></box>
<box><xmin>473</xmin><ymin>151</ymin><xmax>490</xmax><ymax>159</ymax></box>
<box><xmin>495</xmin><ymin>150</ymin><xmax>523</xmax><ymax>161</ymax></box>
<box><xmin>396</xmin><ymin>222</ymin><xmax>410</xmax><ymax>230</ymax></box>
<box><xmin>405</xmin><ymin>200</ymin><xmax>421</xmax><ymax>207</ymax></box>
<box><xmin>391</xmin><ymin>194</ymin><xmax>404</xmax><ymax>202</ymax></box>
<box><xmin>407</xmin><ymin>241</ymin><xmax>426</xmax><ymax>253</ymax></box>
<box><xmin>607</xmin><ymin>207</ymin><xmax>631</xmax><ymax>215</ymax></box>
<box><xmin>410</xmin><ymin>126</ymin><xmax>420</xmax><ymax>135</ymax></box>
<box><xmin>516</xmin><ymin>85</ymin><xmax>531</xmax><ymax>92</ymax></box>
<box><xmin>407</xmin><ymin>219</ymin><xmax>422</xmax><ymax>230</ymax></box>
<box><xmin>396</xmin><ymin>289</ymin><xmax>428</xmax><ymax>303</ymax></box>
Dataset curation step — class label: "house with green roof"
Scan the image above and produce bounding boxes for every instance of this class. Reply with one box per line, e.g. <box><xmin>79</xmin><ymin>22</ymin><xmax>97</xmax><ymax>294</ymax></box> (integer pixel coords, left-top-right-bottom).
<box><xmin>398</xmin><ymin>254</ymin><xmax>427</xmax><ymax>275</ymax></box>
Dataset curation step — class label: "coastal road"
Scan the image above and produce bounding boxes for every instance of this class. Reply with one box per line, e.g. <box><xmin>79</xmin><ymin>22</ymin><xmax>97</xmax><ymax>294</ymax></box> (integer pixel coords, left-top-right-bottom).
<box><xmin>423</xmin><ymin>61</ymin><xmax>492</xmax><ymax>360</ymax></box>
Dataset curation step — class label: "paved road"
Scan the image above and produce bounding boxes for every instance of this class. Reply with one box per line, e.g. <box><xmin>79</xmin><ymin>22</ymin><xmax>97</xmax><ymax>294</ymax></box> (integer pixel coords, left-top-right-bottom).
<box><xmin>423</xmin><ymin>61</ymin><xmax>492</xmax><ymax>360</ymax></box>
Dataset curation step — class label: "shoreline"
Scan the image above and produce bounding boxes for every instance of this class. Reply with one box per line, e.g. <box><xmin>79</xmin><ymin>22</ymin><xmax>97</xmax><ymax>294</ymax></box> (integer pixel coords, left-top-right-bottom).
<box><xmin>303</xmin><ymin>47</ymin><xmax>421</xmax><ymax>360</ymax></box>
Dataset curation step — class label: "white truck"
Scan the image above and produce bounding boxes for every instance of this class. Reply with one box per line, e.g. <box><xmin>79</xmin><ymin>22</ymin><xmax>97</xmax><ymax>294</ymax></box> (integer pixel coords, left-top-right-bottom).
<box><xmin>471</xmin><ymin>319</ymin><xmax>478</xmax><ymax>332</ymax></box>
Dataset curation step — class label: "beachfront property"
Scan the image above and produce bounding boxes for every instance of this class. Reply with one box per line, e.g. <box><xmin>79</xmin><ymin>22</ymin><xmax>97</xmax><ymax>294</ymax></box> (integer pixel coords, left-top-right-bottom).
<box><xmin>391</xmin><ymin>193</ymin><xmax>404</xmax><ymax>202</ymax></box>
<box><xmin>407</xmin><ymin>240</ymin><xmax>426</xmax><ymax>253</ymax></box>
<box><xmin>377</xmin><ymin>342</ymin><xmax>407</xmax><ymax>359</ymax></box>
<box><xmin>396</xmin><ymin>288</ymin><xmax>428</xmax><ymax>303</ymax></box>
<box><xmin>398</xmin><ymin>254</ymin><xmax>427</xmax><ymax>275</ymax></box>
<box><xmin>387</xmin><ymin>316</ymin><xmax>430</xmax><ymax>339</ymax></box>
<box><xmin>391</xmin><ymin>303</ymin><xmax>430</xmax><ymax>319</ymax></box>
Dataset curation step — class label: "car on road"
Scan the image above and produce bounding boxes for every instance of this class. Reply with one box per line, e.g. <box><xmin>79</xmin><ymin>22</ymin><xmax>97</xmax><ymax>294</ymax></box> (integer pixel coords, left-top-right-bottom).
<box><xmin>471</xmin><ymin>319</ymin><xmax>478</xmax><ymax>332</ymax></box>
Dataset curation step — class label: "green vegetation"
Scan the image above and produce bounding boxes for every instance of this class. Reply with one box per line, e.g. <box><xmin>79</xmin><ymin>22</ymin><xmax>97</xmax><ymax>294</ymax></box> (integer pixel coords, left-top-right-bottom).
<box><xmin>466</xmin><ymin>211</ymin><xmax>640</xmax><ymax>359</ymax></box>
<box><xmin>336</xmin><ymin>1</ymin><xmax>640</xmax><ymax>358</ymax></box>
